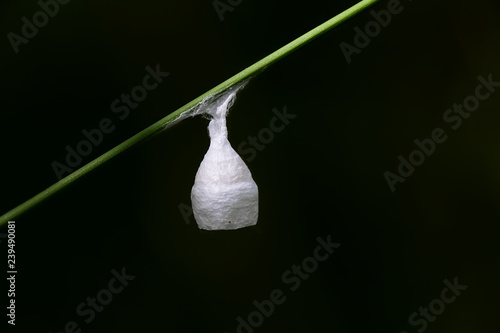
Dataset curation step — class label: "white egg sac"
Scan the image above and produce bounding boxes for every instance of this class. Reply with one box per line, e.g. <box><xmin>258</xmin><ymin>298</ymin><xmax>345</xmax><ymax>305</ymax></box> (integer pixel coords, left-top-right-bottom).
<box><xmin>191</xmin><ymin>91</ymin><xmax>258</xmax><ymax>230</ymax></box>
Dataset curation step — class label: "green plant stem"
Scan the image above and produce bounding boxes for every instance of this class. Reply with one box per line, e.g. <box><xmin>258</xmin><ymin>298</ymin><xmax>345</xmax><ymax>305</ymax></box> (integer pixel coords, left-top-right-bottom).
<box><xmin>0</xmin><ymin>0</ymin><xmax>380</xmax><ymax>227</ymax></box>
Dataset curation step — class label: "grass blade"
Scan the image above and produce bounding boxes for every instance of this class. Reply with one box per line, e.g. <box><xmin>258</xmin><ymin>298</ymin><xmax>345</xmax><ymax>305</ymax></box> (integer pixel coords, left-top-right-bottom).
<box><xmin>0</xmin><ymin>0</ymin><xmax>380</xmax><ymax>226</ymax></box>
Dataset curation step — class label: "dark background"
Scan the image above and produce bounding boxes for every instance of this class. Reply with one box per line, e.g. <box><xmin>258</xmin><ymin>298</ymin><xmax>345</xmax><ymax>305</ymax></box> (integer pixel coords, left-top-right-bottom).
<box><xmin>1</xmin><ymin>0</ymin><xmax>499</xmax><ymax>332</ymax></box>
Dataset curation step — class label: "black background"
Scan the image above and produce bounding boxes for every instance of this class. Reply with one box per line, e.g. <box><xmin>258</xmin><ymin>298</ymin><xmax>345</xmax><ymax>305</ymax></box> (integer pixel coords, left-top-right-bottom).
<box><xmin>1</xmin><ymin>0</ymin><xmax>500</xmax><ymax>332</ymax></box>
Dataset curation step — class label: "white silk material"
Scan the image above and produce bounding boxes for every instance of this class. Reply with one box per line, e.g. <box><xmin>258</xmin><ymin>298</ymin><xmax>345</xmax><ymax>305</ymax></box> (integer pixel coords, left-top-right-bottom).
<box><xmin>191</xmin><ymin>90</ymin><xmax>259</xmax><ymax>230</ymax></box>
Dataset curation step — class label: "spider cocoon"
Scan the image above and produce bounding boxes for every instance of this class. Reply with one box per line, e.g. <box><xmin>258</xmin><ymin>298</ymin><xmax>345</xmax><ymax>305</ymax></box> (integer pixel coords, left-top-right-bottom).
<box><xmin>191</xmin><ymin>92</ymin><xmax>258</xmax><ymax>230</ymax></box>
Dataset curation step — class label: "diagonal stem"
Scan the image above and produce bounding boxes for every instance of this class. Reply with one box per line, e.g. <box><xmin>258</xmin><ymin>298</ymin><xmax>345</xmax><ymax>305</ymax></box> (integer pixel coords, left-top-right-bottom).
<box><xmin>0</xmin><ymin>0</ymin><xmax>380</xmax><ymax>226</ymax></box>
